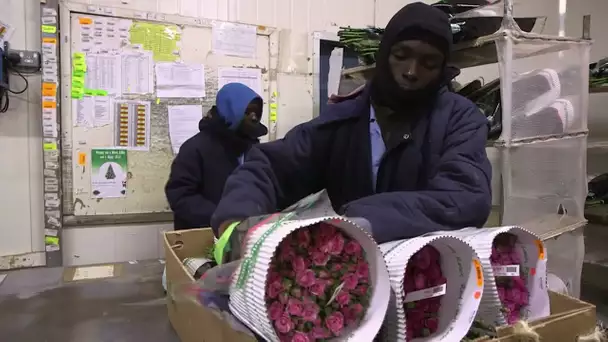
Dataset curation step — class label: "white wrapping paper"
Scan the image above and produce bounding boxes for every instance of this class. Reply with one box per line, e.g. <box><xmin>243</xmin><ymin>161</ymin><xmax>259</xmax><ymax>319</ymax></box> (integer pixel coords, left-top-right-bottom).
<box><xmin>380</xmin><ymin>235</ymin><xmax>484</xmax><ymax>342</ymax></box>
<box><xmin>229</xmin><ymin>216</ymin><xmax>390</xmax><ymax>341</ymax></box>
<box><xmin>436</xmin><ymin>226</ymin><xmax>550</xmax><ymax>326</ymax></box>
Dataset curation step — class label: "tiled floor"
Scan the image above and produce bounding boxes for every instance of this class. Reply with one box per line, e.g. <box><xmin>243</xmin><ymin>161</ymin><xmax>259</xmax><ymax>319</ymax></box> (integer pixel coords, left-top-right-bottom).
<box><xmin>0</xmin><ymin>261</ymin><xmax>179</xmax><ymax>342</ymax></box>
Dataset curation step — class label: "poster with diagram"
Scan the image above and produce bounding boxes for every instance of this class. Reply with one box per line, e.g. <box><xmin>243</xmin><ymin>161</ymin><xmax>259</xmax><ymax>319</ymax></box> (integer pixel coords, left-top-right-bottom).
<box><xmin>91</xmin><ymin>149</ymin><xmax>128</xmax><ymax>199</ymax></box>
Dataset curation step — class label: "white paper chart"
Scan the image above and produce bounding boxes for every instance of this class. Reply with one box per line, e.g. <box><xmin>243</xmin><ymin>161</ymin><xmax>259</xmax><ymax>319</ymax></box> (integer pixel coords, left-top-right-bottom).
<box><xmin>217</xmin><ymin>67</ymin><xmax>262</xmax><ymax>97</ymax></box>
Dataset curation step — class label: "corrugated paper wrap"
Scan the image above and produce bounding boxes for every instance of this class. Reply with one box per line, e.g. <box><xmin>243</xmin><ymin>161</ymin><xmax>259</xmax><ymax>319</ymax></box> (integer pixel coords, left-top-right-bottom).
<box><xmin>437</xmin><ymin>227</ymin><xmax>550</xmax><ymax>326</ymax></box>
<box><xmin>228</xmin><ymin>216</ymin><xmax>391</xmax><ymax>341</ymax></box>
<box><xmin>380</xmin><ymin>235</ymin><xmax>484</xmax><ymax>341</ymax></box>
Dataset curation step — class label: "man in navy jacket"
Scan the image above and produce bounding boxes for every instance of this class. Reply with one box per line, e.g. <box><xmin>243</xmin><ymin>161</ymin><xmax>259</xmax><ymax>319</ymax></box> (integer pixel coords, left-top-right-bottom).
<box><xmin>165</xmin><ymin>83</ymin><xmax>268</xmax><ymax>230</ymax></box>
<box><xmin>211</xmin><ymin>2</ymin><xmax>492</xmax><ymax>243</ymax></box>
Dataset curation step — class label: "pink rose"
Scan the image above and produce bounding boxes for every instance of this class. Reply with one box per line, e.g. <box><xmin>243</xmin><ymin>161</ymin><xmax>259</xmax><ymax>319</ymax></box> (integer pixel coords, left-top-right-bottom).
<box><xmin>311</xmin><ymin>327</ymin><xmax>331</xmax><ymax>339</ymax></box>
<box><xmin>331</xmin><ymin>263</ymin><xmax>343</xmax><ymax>272</ymax></box>
<box><xmin>342</xmin><ymin>273</ymin><xmax>359</xmax><ymax>290</ymax></box>
<box><xmin>329</xmin><ymin>233</ymin><xmax>345</xmax><ymax>255</ymax></box>
<box><xmin>309</xmin><ymin>279</ymin><xmax>328</xmax><ymax>296</ymax></box>
<box><xmin>291</xmin><ymin>256</ymin><xmax>307</xmax><ymax>273</ymax></box>
<box><xmin>336</xmin><ymin>290</ymin><xmax>350</xmax><ymax>307</ymax></box>
<box><xmin>296</xmin><ymin>229</ymin><xmax>311</xmax><ymax>248</ymax></box>
<box><xmin>287</xmin><ymin>298</ymin><xmax>304</xmax><ymax>316</ymax></box>
<box><xmin>268</xmin><ymin>271</ymin><xmax>281</xmax><ymax>284</ymax></box>
<box><xmin>427</xmin><ymin>263</ymin><xmax>442</xmax><ymax>282</ymax></box>
<box><xmin>267</xmin><ymin>280</ymin><xmax>284</xmax><ymax>299</ymax></box>
<box><xmin>301</xmin><ymin>302</ymin><xmax>320</xmax><ymax>322</ymax></box>
<box><xmin>353</xmin><ymin>283</ymin><xmax>368</xmax><ymax>297</ymax></box>
<box><xmin>509</xmin><ymin>251</ymin><xmax>521</xmax><ymax>264</ymax></box>
<box><xmin>404</xmin><ymin>275</ymin><xmax>416</xmax><ymax>293</ymax></box>
<box><xmin>414</xmin><ymin>272</ymin><xmax>427</xmax><ymax>290</ymax></box>
<box><xmin>296</xmin><ymin>269</ymin><xmax>316</xmax><ymax>287</ymax></box>
<box><xmin>413</xmin><ymin>247</ymin><xmax>432</xmax><ymax>270</ymax></box>
<box><xmin>268</xmin><ymin>301</ymin><xmax>285</xmax><ymax>321</ymax></box>
<box><xmin>344</xmin><ymin>240</ymin><xmax>362</xmax><ymax>256</ymax></box>
<box><xmin>407</xmin><ymin>309</ymin><xmax>425</xmax><ymax>323</ymax></box>
<box><xmin>425</xmin><ymin>317</ymin><xmax>439</xmax><ymax>332</ymax></box>
<box><xmin>325</xmin><ymin>311</ymin><xmax>345</xmax><ymax>336</ymax></box>
<box><xmin>274</xmin><ymin>313</ymin><xmax>294</xmax><ymax>334</ymax></box>
<box><xmin>351</xmin><ymin>303</ymin><xmax>364</xmax><ymax>316</ymax></box>
<box><xmin>291</xmin><ymin>331</ymin><xmax>310</xmax><ymax>342</ymax></box>
<box><xmin>512</xmin><ymin>276</ymin><xmax>526</xmax><ymax>290</ymax></box>
<box><xmin>318</xmin><ymin>223</ymin><xmax>337</xmax><ymax>239</ymax></box>
<box><xmin>311</xmin><ymin>250</ymin><xmax>330</xmax><ymax>266</ymax></box>
<box><xmin>279</xmin><ymin>243</ymin><xmax>296</xmax><ymax>262</ymax></box>
<box><xmin>356</xmin><ymin>261</ymin><xmax>369</xmax><ymax>279</ymax></box>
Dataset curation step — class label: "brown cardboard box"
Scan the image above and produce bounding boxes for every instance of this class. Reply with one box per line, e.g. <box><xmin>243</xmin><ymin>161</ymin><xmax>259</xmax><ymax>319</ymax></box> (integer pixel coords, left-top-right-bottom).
<box><xmin>165</xmin><ymin>229</ymin><xmax>597</xmax><ymax>342</ymax></box>
<box><xmin>473</xmin><ymin>291</ymin><xmax>596</xmax><ymax>341</ymax></box>
<box><xmin>164</xmin><ymin>228</ymin><xmax>256</xmax><ymax>342</ymax></box>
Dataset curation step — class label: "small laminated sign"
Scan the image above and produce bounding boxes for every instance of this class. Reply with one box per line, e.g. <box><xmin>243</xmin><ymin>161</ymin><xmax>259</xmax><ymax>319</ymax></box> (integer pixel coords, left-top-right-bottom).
<box><xmin>404</xmin><ymin>283</ymin><xmax>447</xmax><ymax>303</ymax></box>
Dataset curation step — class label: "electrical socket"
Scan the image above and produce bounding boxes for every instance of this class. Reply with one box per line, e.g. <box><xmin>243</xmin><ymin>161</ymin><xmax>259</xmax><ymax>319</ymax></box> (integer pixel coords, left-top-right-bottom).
<box><xmin>12</xmin><ymin>50</ymin><xmax>41</xmax><ymax>70</ymax></box>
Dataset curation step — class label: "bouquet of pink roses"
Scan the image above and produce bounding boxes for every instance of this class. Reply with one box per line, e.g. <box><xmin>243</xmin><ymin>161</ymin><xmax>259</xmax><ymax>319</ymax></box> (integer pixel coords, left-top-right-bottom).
<box><xmin>490</xmin><ymin>233</ymin><xmax>530</xmax><ymax>325</ymax></box>
<box><xmin>266</xmin><ymin>222</ymin><xmax>372</xmax><ymax>341</ymax></box>
<box><xmin>403</xmin><ymin>245</ymin><xmax>446</xmax><ymax>340</ymax></box>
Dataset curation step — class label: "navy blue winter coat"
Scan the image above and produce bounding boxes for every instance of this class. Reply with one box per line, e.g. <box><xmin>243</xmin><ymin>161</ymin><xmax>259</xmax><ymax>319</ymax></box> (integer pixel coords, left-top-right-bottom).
<box><xmin>211</xmin><ymin>85</ymin><xmax>492</xmax><ymax>243</ymax></box>
<box><xmin>165</xmin><ymin>85</ymin><xmax>263</xmax><ymax>230</ymax></box>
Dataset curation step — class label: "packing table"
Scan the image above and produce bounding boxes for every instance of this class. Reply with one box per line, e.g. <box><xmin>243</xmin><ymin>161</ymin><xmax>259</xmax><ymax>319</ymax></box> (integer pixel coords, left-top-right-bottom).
<box><xmin>0</xmin><ymin>260</ymin><xmax>179</xmax><ymax>342</ymax></box>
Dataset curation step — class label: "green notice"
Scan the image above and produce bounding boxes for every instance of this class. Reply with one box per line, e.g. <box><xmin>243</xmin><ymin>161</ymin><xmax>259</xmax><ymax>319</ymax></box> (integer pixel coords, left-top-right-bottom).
<box><xmin>90</xmin><ymin>149</ymin><xmax>128</xmax><ymax>199</ymax></box>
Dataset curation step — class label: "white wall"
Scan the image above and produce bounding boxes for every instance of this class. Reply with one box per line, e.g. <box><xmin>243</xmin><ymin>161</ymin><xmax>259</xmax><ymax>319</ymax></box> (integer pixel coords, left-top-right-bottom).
<box><xmin>1</xmin><ymin>0</ymin><xmax>606</xmax><ymax>266</ymax></box>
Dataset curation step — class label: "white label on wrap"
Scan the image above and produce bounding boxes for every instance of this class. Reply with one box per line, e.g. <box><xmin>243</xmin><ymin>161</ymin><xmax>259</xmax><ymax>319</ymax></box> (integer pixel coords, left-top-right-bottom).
<box><xmin>493</xmin><ymin>265</ymin><xmax>520</xmax><ymax>277</ymax></box>
<box><xmin>404</xmin><ymin>283</ymin><xmax>446</xmax><ymax>303</ymax></box>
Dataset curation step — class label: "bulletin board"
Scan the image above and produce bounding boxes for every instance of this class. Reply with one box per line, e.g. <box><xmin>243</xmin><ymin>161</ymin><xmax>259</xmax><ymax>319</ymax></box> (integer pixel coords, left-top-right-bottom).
<box><xmin>59</xmin><ymin>3</ymin><xmax>279</xmax><ymax>225</ymax></box>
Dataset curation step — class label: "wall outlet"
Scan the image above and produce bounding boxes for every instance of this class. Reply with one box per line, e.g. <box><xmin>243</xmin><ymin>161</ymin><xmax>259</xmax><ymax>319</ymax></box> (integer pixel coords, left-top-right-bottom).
<box><xmin>12</xmin><ymin>50</ymin><xmax>41</xmax><ymax>70</ymax></box>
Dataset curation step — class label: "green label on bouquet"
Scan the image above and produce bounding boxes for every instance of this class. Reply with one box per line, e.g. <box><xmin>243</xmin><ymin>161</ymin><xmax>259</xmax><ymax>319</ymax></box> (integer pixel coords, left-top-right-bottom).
<box><xmin>235</xmin><ymin>212</ymin><xmax>296</xmax><ymax>289</ymax></box>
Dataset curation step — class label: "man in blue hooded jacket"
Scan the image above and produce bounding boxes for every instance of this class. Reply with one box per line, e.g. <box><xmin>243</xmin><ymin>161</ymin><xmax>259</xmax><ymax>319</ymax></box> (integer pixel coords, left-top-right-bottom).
<box><xmin>165</xmin><ymin>83</ymin><xmax>268</xmax><ymax>230</ymax></box>
<box><xmin>212</xmin><ymin>2</ymin><xmax>492</xmax><ymax>243</ymax></box>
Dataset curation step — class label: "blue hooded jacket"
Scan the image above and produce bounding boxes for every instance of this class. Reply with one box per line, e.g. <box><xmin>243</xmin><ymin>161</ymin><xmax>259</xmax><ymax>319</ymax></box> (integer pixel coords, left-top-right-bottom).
<box><xmin>165</xmin><ymin>83</ymin><xmax>262</xmax><ymax>230</ymax></box>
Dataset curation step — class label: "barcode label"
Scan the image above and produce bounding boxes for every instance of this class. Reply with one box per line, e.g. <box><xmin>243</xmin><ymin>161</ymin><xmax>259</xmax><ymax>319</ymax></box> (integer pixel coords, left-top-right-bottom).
<box><xmin>493</xmin><ymin>265</ymin><xmax>520</xmax><ymax>277</ymax></box>
<box><xmin>404</xmin><ymin>283</ymin><xmax>447</xmax><ymax>303</ymax></box>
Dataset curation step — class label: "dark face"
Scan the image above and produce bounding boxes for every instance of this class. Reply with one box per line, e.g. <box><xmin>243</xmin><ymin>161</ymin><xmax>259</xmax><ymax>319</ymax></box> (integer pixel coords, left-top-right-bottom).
<box><xmin>236</xmin><ymin>98</ymin><xmax>266</xmax><ymax>138</ymax></box>
<box><xmin>388</xmin><ymin>40</ymin><xmax>444</xmax><ymax>91</ymax></box>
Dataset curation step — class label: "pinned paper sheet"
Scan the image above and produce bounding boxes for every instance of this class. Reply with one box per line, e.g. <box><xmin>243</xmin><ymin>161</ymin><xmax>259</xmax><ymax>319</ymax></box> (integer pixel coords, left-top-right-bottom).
<box><xmin>168</xmin><ymin>105</ymin><xmax>203</xmax><ymax>154</ymax></box>
<box><xmin>122</xmin><ymin>52</ymin><xmax>154</xmax><ymax>94</ymax></box>
<box><xmin>78</xmin><ymin>152</ymin><xmax>87</xmax><ymax>166</ymax></box>
<box><xmin>42</xmin><ymin>83</ymin><xmax>57</xmax><ymax>96</ymax></box>
<box><xmin>217</xmin><ymin>67</ymin><xmax>262</xmax><ymax>98</ymax></box>
<box><xmin>212</xmin><ymin>22</ymin><xmax>256</xmax><ymax>59</ymax></box>
<box><xmin>155</xmin><ymin>63</ymin><xmax>206</xmax><ymax>98</ymax></box>
<box><xmin>41</xmin><ymin>25</ymin><xmax>56</xmax><ymax>34</ymax></box>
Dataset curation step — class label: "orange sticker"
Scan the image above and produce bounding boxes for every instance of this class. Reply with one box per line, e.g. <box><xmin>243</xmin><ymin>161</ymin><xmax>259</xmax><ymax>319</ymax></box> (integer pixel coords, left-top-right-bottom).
<box><xmin>535</xmin><ymin>239</ymin><xmax>545</xmax><ymax>260</ymax></box>
<box><xmin>474</xmin><ymin>291</ymin><xmax>481</xmax><ymax>300</ymax></box>
<box><xmin>42</xmin><ymin>83</ymin><xmax>57</xmax><ymax>96</ymax></box>
<box><xmin>79</xmin><ymin>17</ymin><xmax>92</xmax><ymax>25</ymax></box>
<box><xmin>42</xmin><ymin>37</ymin><xmax>57</xmax><ymax>44</ymax></box>
<box><xmin>473</xmin><ymin>259</ymin><xmax>483</xmax><ymax>287</ymax></box>
<box><xmin>530</xmin><ymin>268</ymin><xmax>536</xmax><ymax>276</ymax></box>
<box><xmin>42</xmin><ymin>101</ymin><xmax>56</xmax><ymax>109</ymax></box>
<box><xmin>78</xmin><ymin>152</ymin><xmax>86</xmax><ymax>166</ymax></box>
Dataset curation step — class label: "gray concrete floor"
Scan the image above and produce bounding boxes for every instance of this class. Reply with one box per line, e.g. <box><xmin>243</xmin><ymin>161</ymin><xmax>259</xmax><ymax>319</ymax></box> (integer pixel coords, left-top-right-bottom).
<box><xmin>0</xmin><ymin>260</ymin><xmax>179</xmax><ymax>342</ymax></box>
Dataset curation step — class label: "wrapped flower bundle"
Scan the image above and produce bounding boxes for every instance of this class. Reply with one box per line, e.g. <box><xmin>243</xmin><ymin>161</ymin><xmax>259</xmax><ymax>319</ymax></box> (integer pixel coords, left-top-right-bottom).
<box><xmin>229</xmin><ymin>215</ymin><xmax>390</xmax><ymax>342</ymax></box>
<box><xmin>266</xmin><ymin>222</ymin><xmax>371</xmax><ymax>341</ymax></box>
<box><xmin>404</xmin><ymin>246</ymin><xmax>446</xmax><ymax>340</ymax></box>
<box><xmin>381</xmin><ymin>236</ymin><xmax>483</xmax><ymax>342</ymax></box>
<box><xmin>491</xmin><ymin>233</ymin><xmax>529</xmax><ymax>324</ymax></box>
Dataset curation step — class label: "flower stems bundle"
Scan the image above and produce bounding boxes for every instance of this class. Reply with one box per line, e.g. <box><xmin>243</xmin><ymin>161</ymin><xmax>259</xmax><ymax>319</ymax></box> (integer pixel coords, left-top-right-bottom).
<box><xmin>491</xmin><ymin>233</ymin><xmax>529</xmax><ymax>325</ymax></box>
<box><xmin>265</xmin><ymin>222</ymin><xmax>371</xmax><ymax>341</ymax></box>
<box><xmin>403</xmin><ymin>246</ymin><xmax>445</xmax><ymax>340</ymax></box>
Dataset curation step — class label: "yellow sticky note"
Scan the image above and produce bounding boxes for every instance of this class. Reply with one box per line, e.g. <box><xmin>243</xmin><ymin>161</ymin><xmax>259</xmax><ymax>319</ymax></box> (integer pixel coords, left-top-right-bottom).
<box><xmin>84</xmin><ymin>89</ymin><xmax>95</xmax><ymax>96</ymax></box>
<box><xmin>73</xmin><ymin>70</ymin><xmax>85</xmax><ymax>78</ymax></box>
<box><xmin>269</xmin><ymin>110</ymin><xmax>277</xmax><ymax>122</ymax></box>
<box><xmin>95</xmin><ymin>90</ymin><xmax>108</xmax><ymax>96</ymax></box>
<box><xmin>42</xmin><ymin>82</ymin><xmax>57</xmax><ymax>97</ymax></box>
<box><xmin>270</xmin><ymin>103</ymin><xmax>278</xmax><ymax>109</ymax></box>
<box><xmin>73</xmin><ymin>52</ymin><xmax>85</xmax><ymax>60</ymax></box>
<box><xmin>45</xmin><ymin>236</ymin><xmax>59</xmax><ymax>245</ymax></box>
<box><xmin>41</xmin><ymin>25</ymin><xmax>56</xmax><ymax>34</ymax></box>
<box><xmin>43</xmin><ymin>142</ymin><xmax>57</xmax><ymax>150</ymax></box>
<box><xmin>78</xmin><ymin>152</ymin><xmax>86</xmax><ymax>165</ymax></box>
<box><xmin>42</xmin><ymin>101</ymin><xmax>56</xmax><ymax>109</ymax></box>
<box><xmin>155</xmin><ymin>98</ymin><xmax>160</xmax><ymax>104</ymax></box>
<box><xmin>71</xmin><ymin>88</ymin><xmax>84</xmax><ymax>99</ymax></box>
<box><xmin>272</xmin><ymin>91</ymin><xmax>278</xmax><ymax>97</ymax></box>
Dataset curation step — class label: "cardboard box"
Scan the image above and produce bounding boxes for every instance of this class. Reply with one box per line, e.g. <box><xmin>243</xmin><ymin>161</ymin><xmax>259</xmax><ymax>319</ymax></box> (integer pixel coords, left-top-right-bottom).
<box><xmin>164</xmin><ymin>228</ymin><xmax>256</xmax><ymax>342</ymax></box>
<box><xmin>473</xmin><ymin>291</ymin><xmax>596</xmax><ymax>341</ymax></box>
<box><xmin>165</xmin><ymin>229</ymin><xmax>597</xmax><ymax>342</ymax></box>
